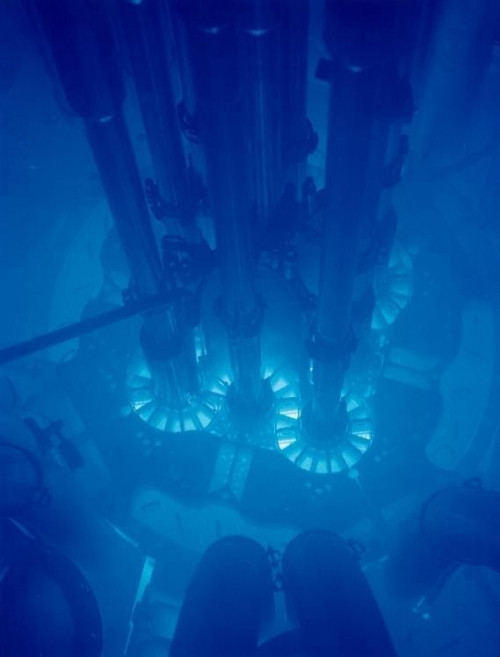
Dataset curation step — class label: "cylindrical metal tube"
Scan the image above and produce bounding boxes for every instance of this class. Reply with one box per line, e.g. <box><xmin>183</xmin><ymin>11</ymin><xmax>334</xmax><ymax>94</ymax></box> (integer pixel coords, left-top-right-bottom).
<box><xmin>178</xmin><ymin>1</ymin><xmax>264</xmax><ymax>403</ymax></box>
<box><xmin>238</xmin><ymin>0</ymin><xmax>282</xmax><ymax>240</ymax></box>
<box><xmin>309</xmin><ymin>0</ymin><xmax>415</xmax><ymax>430</ymax></box>
<box><xmin>31</xmin><ymin>0</ymin><xmax>125</xmax><ymax>121</ymax></box>
<box><xmin>119</xmin><ymin>0</ymin><xmax>194</xmax><ymax>225</ymax></box>
<box><xmin>279</xmin><ymin>0</ymin><xmax>310</xmax><ymax>185</ymax></box>
<box><xmin>33</xmin><ymin>0</ymin><xmax>162</xmax><ymax>298</ymax></box>
<box><xmin>34</xmin><ymin>0</ymin><xmax>192</xmax><ymax>405</ymax></box>
<box><xmin>310</xmin><ymin>67</ymin><xmax>379</xmax><ymax>428</ymax></box>
<box><xmin>85</xmin><ymin>115</ymin><xmax>163</xmax><ymax>298</ymax></box>
<box><xmin>317</xmin><ymin>69</ymin><xmax>376</xmax><ymax>346</ymax></box>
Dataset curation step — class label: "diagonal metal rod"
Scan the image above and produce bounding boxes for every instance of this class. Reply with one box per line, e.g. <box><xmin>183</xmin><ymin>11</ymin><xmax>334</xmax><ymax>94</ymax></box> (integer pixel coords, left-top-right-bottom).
<box><xmin>0</xmin><ymin>291</ymin><xmax>182</xmax><ymax>366</ymax></box>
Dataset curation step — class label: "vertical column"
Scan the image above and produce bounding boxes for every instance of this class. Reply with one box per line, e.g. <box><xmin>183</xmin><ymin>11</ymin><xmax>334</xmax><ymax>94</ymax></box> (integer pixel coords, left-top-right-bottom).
<box><xmin>178</xmin><ymin>1</ymin><xmax>265</xmax><ymax>407</ymax></box>
<box><xmin>119</xmin><ymin>0</ymin><xmax>195</xmax><ymax>230</ymax></box>
<box><xmin>306</xmin><ymin>0</ymin><xmax>415</xmax><ymax>437</ymax></box>
<box><xmin>34</xmin><ymin>0</ymin><xmax>193</xmax><ymax>406</ymax></box>
<box><xmin>238</xmin><ymin>0</ymin><xmax>282</xmax><ymax>243</ymax></box>
<box><xmin>279</xmin><ymin>0</ymin><xmax>314</xmax><ymax>187</ymax></box>
<box><xmin>310</xmin><ymin>66</ymin><xmax>380</xmax><ymax>431</ymax></box>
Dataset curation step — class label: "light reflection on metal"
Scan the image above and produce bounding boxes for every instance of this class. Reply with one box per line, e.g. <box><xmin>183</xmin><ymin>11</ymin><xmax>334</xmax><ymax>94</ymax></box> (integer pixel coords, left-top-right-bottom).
<box><xmin>371</xmin><ymin>241</ymin><xmax>413</xmax><ymax>331</ymax></box>
<box><xmin>209</xmin><ymin>367</ymin><xmax>301</xmax><ymax>450</ymax></box>
<box><xmin>124</xmin><ymin>555</ymin><xmax>156</xmax><ymax>656</ymax></box>
<box><xmin>277</xmin><ymin>390</ymin><xmax>373</xmax><ymax>474</ymax></box>
<box><xmin>106</xmin><ymin>520</ymin><xmax>139</xmax><ymax>548</ymax></box>
<box><xmin>127</xmin><ymin>355</ymin><xmax>225</xmax><ymax>437</ymax></box>
<box><xmin>127</xmin><ymin>356</ymin><xmax>301</xmax><ymax>452</ymax></box>
<box><xmin>193</xmin><ymin>326</ymin><xmax>208</xmax><ymax>361</ymax></box>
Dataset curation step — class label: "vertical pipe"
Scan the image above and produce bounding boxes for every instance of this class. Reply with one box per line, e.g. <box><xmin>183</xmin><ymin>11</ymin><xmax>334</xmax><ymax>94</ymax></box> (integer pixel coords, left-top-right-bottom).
<box><xmin>178</xmin><ymin>1</ymin><xmax>264</xmax><ymax>406</ymax></box>
<box><xmin>238</xmin><ymin>0</ymin><xmax>282</xmax><ymax>242</ymax></box>
<box><xmin>119</xmin><ymin>0</ymin><xmax>194</xmax><ymax>229</ymax></box>
<box><xmin>311</xmin><ymin>67</ymin><xmax>379</xmax><ymax>429</ymax></box>
<box><xmin>308</xmin><ymin>0</ymin><xmax>415</xmax><ymax>433</ymax></box>
<box><xmin>33</xmin><ymin>0</ymin><xmax>191</xmax><ymax>401</ymax></box>
<box><xmin>279</xmin><ymin>0</ymin><xmax>311</xmax><ymax>186</ymax></box>
<box><xmin>32</xmin><ymin>0</ymin><xmax>161</xmax><ymax>299</ymax></box>
<box><xmin>317</xmin><ymin>69</ymin><xmax>380</xmax><ymax>346</ymax></box>
<box><xmin>84</xmin><ymin>115</ymin><xmax>163</xmax><ymax>298</ymax></box>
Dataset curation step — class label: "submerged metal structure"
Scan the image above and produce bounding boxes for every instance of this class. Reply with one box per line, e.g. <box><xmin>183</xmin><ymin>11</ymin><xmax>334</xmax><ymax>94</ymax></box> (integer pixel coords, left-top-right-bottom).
<box><xmin>2</xmin><ymin>0</ymin><xmax>500</xmax><ymax>653</ymax></box>
<box><xmin>19</xmin><ymin>0</ymin><xmax>421</xmax><ymax>476</ymax></box>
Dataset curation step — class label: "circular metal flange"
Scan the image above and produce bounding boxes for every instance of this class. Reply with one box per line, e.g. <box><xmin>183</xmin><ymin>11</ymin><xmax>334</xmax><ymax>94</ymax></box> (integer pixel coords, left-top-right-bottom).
<box><xmin>127</xmin><ymin>353</ymin><xmax>302</xmax><ymax>452</ymax></box>
<box><xmin>276</xmin><ymin>389</ymin><xmax>373</xmax><ymax>474</ymax></box>
<box><xmin>371</xmin><ymin>240</ymin><xmax>413</xmax><ymax>332</ymax></box>
<box><xmin>127</xmin><ymin>355</ymin><xmax>225</xmax><ymax>435</ymax></box>
<box><xmin>208</xmin><ymin>366</ymin><xmax>302</xmax><ymax>450</ymax></box>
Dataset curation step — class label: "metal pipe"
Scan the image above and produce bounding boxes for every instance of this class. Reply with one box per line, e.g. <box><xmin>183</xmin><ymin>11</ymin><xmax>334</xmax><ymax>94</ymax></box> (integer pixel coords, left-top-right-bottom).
<box><xmin>309</xmin><ymin>0</ymin><xmax>415</xmax><ymax>433</ymax></box>
<box><xmin>310</xmin><ymin>65</ymin><xmax>381</xmax><ymax>430</ymax></box>
<box><xmin>0</xmin><ymin>291</ymin><xmax>181</xmax><ymax>366</ymax></box>
<box><xmin>84</xmin><ymin>114</ymin><xmax>164</xmax><ymax>297</ymax></box>
<box><xmin>32</xmin><ymin>0</ymin><xmax>162</xmax><ymax>299</ymax></box>
<box><xmin>238</xmin><ymin>0</ymin><xmax>282</xmax><ymax>241</ymax></box>
<box><xmin>317</xmin><ymin>68</ymin><xmax>378</xmax><ymax>346</ymax></box>
<box><xmin>33</xmin><ymin>0</ymin><xmax>193</xmax><ymax>400</ymax></box>
<box><xmin>279</xmin><ymin>0</ymin><xmax>311</xmax><ymax>186</ymax></box>
<box><xmin>119</xmin><ymin>0</ymin><xmax>195</xmax><ymax>228</ymax></box>
<box><xmin>85</xmin><ymin>110</ymin><xmax>198</xmax><ymax>392</ymax></box>
<box><xmin>178</xmin><ymin>1</ymin><xmax>264</xmax><ymax>405</ymax></box>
